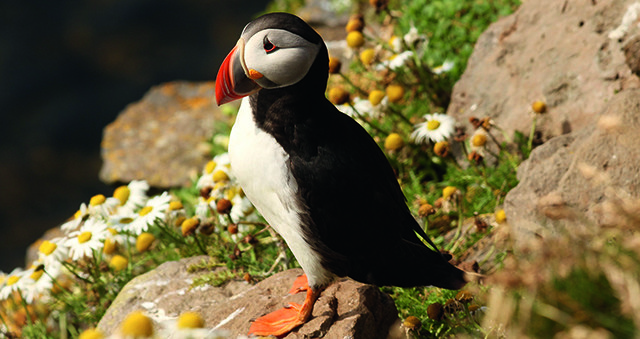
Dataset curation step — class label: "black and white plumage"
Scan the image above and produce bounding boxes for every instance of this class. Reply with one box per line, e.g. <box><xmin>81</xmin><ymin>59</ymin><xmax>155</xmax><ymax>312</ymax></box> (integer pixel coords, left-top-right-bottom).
<box><xmin>216</xmin><ymin>12</ymin><xmax>466</xmax><ymax>336</ymax></box>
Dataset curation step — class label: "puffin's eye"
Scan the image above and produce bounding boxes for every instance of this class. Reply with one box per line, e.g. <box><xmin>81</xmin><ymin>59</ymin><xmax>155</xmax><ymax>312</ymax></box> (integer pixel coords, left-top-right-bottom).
<box><xmin>263</xmin><ymin>36</ymin><xmax>278</xmax><ymax>53</ymax></box>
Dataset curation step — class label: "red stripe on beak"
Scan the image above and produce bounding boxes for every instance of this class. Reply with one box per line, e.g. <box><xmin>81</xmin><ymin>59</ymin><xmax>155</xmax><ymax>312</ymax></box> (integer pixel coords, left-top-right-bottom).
<box><xmin>215</xmin><ymin>41</ymin><xmax>261</xmax><ymax>106</ymax></box>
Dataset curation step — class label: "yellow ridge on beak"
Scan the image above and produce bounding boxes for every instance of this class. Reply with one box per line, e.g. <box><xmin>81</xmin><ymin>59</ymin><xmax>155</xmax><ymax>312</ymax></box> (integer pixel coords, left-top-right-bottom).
<box><xmin>248</xmin><ymin>69</ymin><xmax>264</xmax><ymax>80</ymax></box>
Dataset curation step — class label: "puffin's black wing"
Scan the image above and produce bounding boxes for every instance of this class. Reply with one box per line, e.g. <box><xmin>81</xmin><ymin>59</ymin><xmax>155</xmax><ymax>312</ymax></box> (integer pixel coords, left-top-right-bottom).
<box><xmin>284</xmin><ymin>99</ymin><xmax>465</xmax><ymax>290</ymax></box>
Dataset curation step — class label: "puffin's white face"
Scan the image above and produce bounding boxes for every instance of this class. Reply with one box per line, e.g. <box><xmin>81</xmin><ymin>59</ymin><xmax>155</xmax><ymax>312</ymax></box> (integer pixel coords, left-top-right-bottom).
<box><xmin>241</xmin><ymin>28</ymin><xmax>321</xmax><ymax>89</ymax></box>
<box><xmin>215</xmin><ymin>13</ymin><xmax>325</xmax><ymax>105</ymax></box>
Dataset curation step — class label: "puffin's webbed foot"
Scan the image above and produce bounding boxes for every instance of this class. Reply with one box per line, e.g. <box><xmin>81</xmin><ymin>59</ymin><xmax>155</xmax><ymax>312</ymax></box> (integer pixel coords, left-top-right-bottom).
<box><xmin>248</xmin><ymin>274</ymin><xmax>318</xmax><ymax>337</ymax></box>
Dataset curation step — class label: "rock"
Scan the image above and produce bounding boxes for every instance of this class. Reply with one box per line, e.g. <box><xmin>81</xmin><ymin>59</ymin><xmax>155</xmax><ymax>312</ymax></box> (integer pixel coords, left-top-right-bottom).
<box><xmin>98</xmin><ymin>257</ymin><xmax>401</xmax><ymax>338</ymax></box>
<box><xmin>447</xmin><ymin>0</ymin><xmax>640</xmax><ymax>144</ymax></box>
<box><xmin>504</xmin><ymin>89</ymin><xmax>640</xmax><ymax>244</ymax></box>
<box><xmin>100</xmin><ymin>81</ymin><xmax>227</xmax><ymax>188</ymax></box>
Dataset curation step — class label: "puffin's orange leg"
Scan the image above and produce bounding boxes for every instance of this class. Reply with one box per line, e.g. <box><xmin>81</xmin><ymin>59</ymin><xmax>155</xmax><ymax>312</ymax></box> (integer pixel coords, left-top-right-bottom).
<box><xmin>249</xmin><ymin>285</ymin><xmax>318</xmax><ymax>337</ymax></box>
<box><xmin>289</xmin><ymin>274</ymin><xmax>309</xmax><ymax>294</ymax></box>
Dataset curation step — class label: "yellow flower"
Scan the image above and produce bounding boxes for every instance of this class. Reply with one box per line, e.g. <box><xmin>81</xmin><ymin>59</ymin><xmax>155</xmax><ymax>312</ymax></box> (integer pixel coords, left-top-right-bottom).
<box><xmin>328</xmin><ymin>57</ymin><xmax>341</xmax><ymax>74</ymax></box>
<box><xmin>136</xmin><ymin>232</ymin><xmax>155</xmax><ymax>252</ymax></box>
<box><xmin>442</xmin><ymin>186</ymin><xmax>457</xmax><ymax>200</ymax></box>
<box><xmin>471</xmin><ymin>133</ymin><xmax>487</xmax><ymax>147</ymax></box>
<box><xmin>181</xmin><ymin>217</ymin><xmax>200</xmax><ymax>236</ymax></box>
<box><xmin>204</xmin><ymin>160</ymin><xmax>217</xmax><ymax>174</ymax></box>
<box><xmin>78</xmin><ymin>328</ymin><xmax>104</xmax><ymax>339</ymax></box>
<box><xmin>328</xmin><ymin>87</ymin><xmax>350</xmax><ymax>105</ymax></box>
<box><xmin>39</xmin><ymin>240</ymin><xmax>57</xmax><ymax>256</ymax></box>
<box><xmin>113</xmin><ymin>186</ymin><xmax>130</xmax><ymax>206</ymax></box>
<box><xmin>384</xmin><ymin>133</ymin><xmax>404</xmax><ymax>151</ymax></box>
<box><xmin>532</xmin><ymin>100</ymin><xmax>546</xmax><ymax>113</ymax></box>
<box><xmin>368</xmin><ymin>90</ymin><xmax>385</xmax><ymax>106</ymax></box>
<box><xmin>345</xmin><ymin>14</ymin><xmax>364</xmax><ymax>33</ymax></box>
<box><xmin>121</xmin><ymin>311</ymin><xmax>154</xmax><ymax>337</ymax></box>
<box><xmin>346</xmin><ymin>31</ymin><xmax>365</xmax><ymax>48</ymax></box>
<box><xmin>177</xmin><ymin>311</ymin><xmax>205</xmax><ymax>329</ymax></box>
<box><xmin>212</xmin><ymin>170</ymin><xmax>229</xmax><ymax>183</ymax></box>
<box><xmin>495</xmin><ymin>209</ymin><xmax>507</xmax><ymax>224</ymax></box>
<box><xmin>385</xmin><ymin>84</ymin><xmax>405</xmax><ymax>103</ymax></box>
<box><xmin>89</xmin><ymin>194</ymin><xmax>106</xmax><ymax>206</ymax></box>
<box><xmin>433</xmin><ymin>141</ymin><xmax>450</xmax><ymax>157</ymax></box>
<box><xmin>169</xmin><ymin>201</ymin><xmax>184</xmax><ymax>211</ymax></box>
<box><xmin>103</xmin><ymin>238</ymin><xmax>117</xmax><ymax>255</ymax></box>
<box><xmin>359</xmin><ymin>48</ymin><xmax>376</xmax><ymax>65</ymax></box>
<box><xmin>110</xmin><ymin>255</ymin><xmax>128</xmax><ymax>271</ymax></box>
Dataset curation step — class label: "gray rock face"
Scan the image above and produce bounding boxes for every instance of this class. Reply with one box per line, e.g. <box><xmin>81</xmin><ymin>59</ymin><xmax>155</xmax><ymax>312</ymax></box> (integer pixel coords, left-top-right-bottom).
<box><xmin>99</xmin><ymin>81</ymin><xmax>225</xmax><ymax>188</ymax></box>
<box><xmin>504</xmin><ymin>89</ymin><xmax>640</xmax><ymax>243</ymax></box>
<box><xmin>447</xmin><ymin>0</ymin><xmax>640</xmax><ymax>142</ymax></box>
<box><xmin>98</xmin><ymin>257</ymin><xmax>402</xmax><ymax>338</ymax></box>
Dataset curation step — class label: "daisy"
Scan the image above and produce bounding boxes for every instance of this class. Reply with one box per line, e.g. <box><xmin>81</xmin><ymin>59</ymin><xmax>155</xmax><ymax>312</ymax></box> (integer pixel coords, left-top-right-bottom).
<box><xmin>0</xmin><ymin>267</ymin><xmax>26</xmax><ymax>301</ymax></box>
<box><xmin>60</xmin><ymin>203</ymin><xmax>88</xmax><ymax>233</ymax></box>
<box><xmin>37</xmin><ymin>237</ymin><xmax>69</xmax><ymax>278</ymax></box>
<box><xmin>65</xmin><ymin>217</ymin><xmax>109</xmax><ymax>261</ymax></box>
<box><xmin>115</xmin><ymin>180</ymin><xmax>150</xmax><ymax>214</ymax></box>
<box><xmin>403</xmin><ymin>26</ymin><xmax>428</xmax><ymax>48</ymax></box>
<box><xmin>125</xmin><ymin>191</ymin><xmax>172</xmax><ymax>235</ymax></box>
<box><xmin>375</xmin><ymin>50</ymin><xmax>414</xmax><ymax>71</ymax></box>
<box><xmin>88</xmin><ymin>194</ymin><xmax>120</xmax><ymax>219</ymax></box>
<box><xmin>336</xmin><ymin>97</ymin><xmax>377</xmax><ymax>119</ymax></box>
<box><xmin>20</xmin><ymin>264</ymin><xmax>54</xmax><ymax>304</ymax></box>
<box><xmin>411</xmin><ymin>113</ymin><xmax>456</xmax><ymax>144</ymax></box>
<box><xmin>197</xmin><ymin>153</ymin><xmax>233</xmax><ymax>190</ymax></box>
<box><xmin>433</xmin><ymin>60</ymin><xmax>455</xmax><ymax>75</ymax></box>
<box><xmin>195</xmin><ymin>196</ymin><xmax>215</xmax><ymax>220</ymax></box>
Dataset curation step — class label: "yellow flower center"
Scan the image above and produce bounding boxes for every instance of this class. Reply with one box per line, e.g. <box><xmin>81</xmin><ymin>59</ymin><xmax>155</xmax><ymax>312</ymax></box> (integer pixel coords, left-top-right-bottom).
<box><xmin>359</xmin><ymin>48</ymin><xmax>376</xmax><ymax>65</ymax></box>
<box><xmin>136</xmin><ymin>233</ymin><xmax>155</xmax><ymax>252</ymax></box>
<box><xmin>89</xmin><ymin>194</ymin><xmax>106</xmax><ymax>206</ymax></box>
<box><xmin>346</xmin><ymin>31</ymin><xmax>365</xmax><ymax>48</ymax></box>
<box><xmin>7</xmin><ymin>275</ymin><xmax>20</xmax><ymax>286</ymax></box>
<box><xmin>385</xmin><ymin>84</ymin><xmax>405</xmax><ymax>103</ymax></box>
<box><xmin>442</xmin><ymin>186</ymin><xmax>457</xmax><ymax>200</ymax></box>
<box><xmin>433</xmin><ymin>141</ymin><xmax>450</xmax><ymax>157</ymax></box>
<box><xmin>169</xmin><ymin>201</ymin><xmax>184</xmax><ymax>211</ymax></box>
<box><xmin>181</xmin><ymin>218</ymin><xmax>200</xmax><ymax>236</ymax></box>
<box><xmin>205</xmin><ymin>160</ymin><xmax>217</xmax><ymax>174</ymax></box>
<box><xmin>139</xmin><ymin>206</ymin><xmax>153</xmax><ymax>217</ymax></box>
<box><xmin>118</xmin><ymin>217</ymin><xmax>134</xmax><ymax>225</ymax></box>
<box><xmin>426</xmin><ymin>120</ymin><xmax>441</xmax><ymax>131</ymax></box>
<box><xmin>103</xmin><ymin>238</ymin><xmax>117</xmax><ymax>254</ymax></box>
<box><xmin>78</xmin><ymin>231</ymin><xmax>92</xmax><ymax>244</ymax></box>
<box><xmin>113</xmin><ymin>186</ymin><xmax>130</xmax><ymax>206</ymax></box>
<box><xmin>495</xmin><ymin>209</ymin><xmax>507</xmax><ymax>224</ymax></box>
<box><xmin>384</xmin><ymin>133</ymin><xmax>404</xmax><ymax>151</ymax></box>
<box><xmin>471</xmin><ymin>133</ymin><xmax>487</xmax><ymax>147</ymax></box>
<box><xmin>39</xmin><ymin>240</ymin><xmax>57</xmax><ymax>256</ymax></box>
<box><xmin>212</xmin><ymin>170</ymin><xmax>230</xmax><ymax>183</ymax></box>
<box><xmin>369</xmin><ymin>90</ymin><xmax>385</xmax><ymax>106</ymax></box>
<box><xmin>78</xmin><ymin>328</ymin><xmax>105</xmax><ymax>339</ymax></box>
<box><xmin>177</xmin><ymin>312</ymin><xmax>205</xmax><ymax>329</ymax></box>
<box><xmin>120</xmin><ymin>311</ymin><xmax>154</xmax><ymax>337</ymax></box>
<box><xmin>110</xmin><ymin>255</ymin><xmax>128</xmax><ymax>271</ymax></box>
<box><xmin>74</xmin><ymin>209</ymin><xmax>84</xmax><ymax>219</ymax></box>
<box><xmin>30</xmin><ymin>269</ymin><xmax>44</xmax><ymax>281</ymax></box>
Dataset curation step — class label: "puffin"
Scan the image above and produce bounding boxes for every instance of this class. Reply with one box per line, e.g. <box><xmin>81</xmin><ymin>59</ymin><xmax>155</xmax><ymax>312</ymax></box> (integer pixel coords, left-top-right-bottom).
<box><xmin>215</xmin><ymin>12</ymin><xmax>467</xmax><ymax>337</ymax></box>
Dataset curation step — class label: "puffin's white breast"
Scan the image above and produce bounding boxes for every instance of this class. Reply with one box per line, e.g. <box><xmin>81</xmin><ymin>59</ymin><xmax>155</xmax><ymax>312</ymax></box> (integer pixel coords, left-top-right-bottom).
<box><xmin>228</xmin><ymin>97</ymin><xmax>333</xmax><ymax>287</ymax></box>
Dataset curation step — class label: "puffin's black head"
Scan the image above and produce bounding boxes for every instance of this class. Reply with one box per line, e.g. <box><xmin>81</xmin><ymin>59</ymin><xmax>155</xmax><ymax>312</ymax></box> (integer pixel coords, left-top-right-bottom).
<box><xmin>215</xmin><ymin>12</ymin><xmax>327</xmax><ymax>105</ymax></box>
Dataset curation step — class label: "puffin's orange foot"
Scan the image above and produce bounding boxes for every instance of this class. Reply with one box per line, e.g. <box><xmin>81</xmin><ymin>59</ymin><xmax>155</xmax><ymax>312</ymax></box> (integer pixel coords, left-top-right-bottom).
<box><xmin>289</xmin><ymin>274</ymin><xmax>309</xmax><ymax>294</ymax></box>
<box><xmin>249</xmin><ymin>286</ymin><xmax>318</xmax><ymax>337</ymax></box>
<box><xmin>248</xmin><ymin>303</ymin><xmax>305</xmax><ymax>337</ymax></box>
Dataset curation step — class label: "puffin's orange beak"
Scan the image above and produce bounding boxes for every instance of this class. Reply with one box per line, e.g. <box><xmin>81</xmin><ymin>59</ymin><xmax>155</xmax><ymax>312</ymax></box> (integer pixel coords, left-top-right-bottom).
<box><xmin>215</xmin><ymin>39</ymin><xmax>261</xmax><ymax>105</ymax></box>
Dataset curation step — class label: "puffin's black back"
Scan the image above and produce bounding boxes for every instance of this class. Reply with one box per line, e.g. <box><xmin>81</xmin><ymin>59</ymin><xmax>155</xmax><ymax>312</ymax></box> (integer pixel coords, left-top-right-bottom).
<box><xmin>248</xmin><ymin>13</ymin><xmax>466</xmax><ymax>290</ymax></box>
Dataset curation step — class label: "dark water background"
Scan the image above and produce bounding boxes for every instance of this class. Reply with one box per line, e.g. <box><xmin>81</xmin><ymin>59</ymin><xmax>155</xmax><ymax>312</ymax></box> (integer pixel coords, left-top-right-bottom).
<box><xmin>0</xmin><ymin>0</ymin><xmax>268</xmax><ymax>271</ymax></box>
